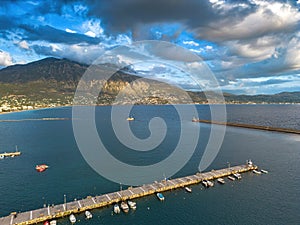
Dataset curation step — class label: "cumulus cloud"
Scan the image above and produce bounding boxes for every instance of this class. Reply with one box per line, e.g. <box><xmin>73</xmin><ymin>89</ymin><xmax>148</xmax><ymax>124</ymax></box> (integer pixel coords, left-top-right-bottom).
<box><xmin>0</xmin><ymin>50</ymin><xmax>13</xmax><ymax>66</ymax></box>
<box><xmin>18</xmin><ymin>40</ymin><xmax>30</xmax><ymax>50</ymax></box>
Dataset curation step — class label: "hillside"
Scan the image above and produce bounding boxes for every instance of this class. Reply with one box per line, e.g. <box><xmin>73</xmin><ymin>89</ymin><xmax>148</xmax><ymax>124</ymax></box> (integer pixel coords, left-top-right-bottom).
<box><xmin>0</xmin><ymin>57</ymin><xmax>299</xmax><ymax>112</ymax></box>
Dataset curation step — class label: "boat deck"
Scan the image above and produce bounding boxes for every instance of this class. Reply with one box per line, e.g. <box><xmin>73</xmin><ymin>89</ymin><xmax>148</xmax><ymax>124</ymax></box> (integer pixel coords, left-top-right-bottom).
<box><xmin>0</xmin><ymin>163</ymin><xmax>257</xmax><ymax>225</ymax></box>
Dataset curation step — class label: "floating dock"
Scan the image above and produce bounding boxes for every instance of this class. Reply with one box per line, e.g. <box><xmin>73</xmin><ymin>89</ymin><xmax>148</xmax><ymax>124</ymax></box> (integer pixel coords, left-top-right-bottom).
<box><xmin>0</xmin><ymin>152</ymin><xmax>21</xmax><ymax>158</ymax></box>
<box><xmin>0</xmin><ymin>163</ymin><xmax>257</xmax><ymax>225</ymax></box>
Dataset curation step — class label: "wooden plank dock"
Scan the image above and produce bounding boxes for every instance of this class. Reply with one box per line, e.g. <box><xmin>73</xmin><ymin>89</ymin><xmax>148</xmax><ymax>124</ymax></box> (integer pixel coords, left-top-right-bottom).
<box><xmin>0</xmin><ymin>163</ymin><xmax>257</xmax><ymax>225</ymax></box>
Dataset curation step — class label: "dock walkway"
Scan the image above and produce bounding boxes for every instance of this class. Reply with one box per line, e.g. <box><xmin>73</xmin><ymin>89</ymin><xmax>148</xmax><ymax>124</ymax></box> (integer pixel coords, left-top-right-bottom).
<box><xmin>0</xmin><ymin>152</ymin><xmax>21</xmax><ymax>158</ymax></box>
<box><xmin>0</xmin><ymin>163</ymin><xmax>257</xmax><ymax>225</ymax></box>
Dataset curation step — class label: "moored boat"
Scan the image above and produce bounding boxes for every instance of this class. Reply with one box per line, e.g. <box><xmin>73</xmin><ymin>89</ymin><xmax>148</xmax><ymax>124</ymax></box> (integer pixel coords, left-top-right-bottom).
<box><xmin>0</xmin><ymin>155</ymin><xmax>4</xmax><ymax>159</ymax></box>
<box><xmin>261</xmin><ymin>169</ymin><xmax>268</xmax><ymax>174</ymax></box>
<box><xmin>217</xmin><ymin>178</ymin><xmax>225</xmax><ymax>184</ymax></box>
<box><xmin>128</xmin><ymin>200</ymin><xmax>136</xmax><ymax>209</ymax></box>
<box><xmin>202</xmin><ymin>180</ymin><xmax>208</xmax><ymax>187</ymax></box>
<box><xmin>233</xmin><ymin>173</ymin><xmax>242</xmax><ymax>179</ymax></box>
<box><xmin>113</xmin><ymin>204</ymin><xmax>121</xmax><ymax>214</ymax></box>
<box><xmin>85</xmin><ymin>210</ymin><xmax>92</xmax><ymax>219</ymax></box>
<box><xmin>253</xmin><ymin>169</ymin><xmax>262</xmax><ymax>175</ymax></box>
<box><xmin>120</xmin><ymin>201</ymin><xmax>129</xmax><ymax>213</ymax></box>
<box><xmin>127</xmin><ymin>117</ymin><xmax>134</xmax><ymax>121</ymax></box>
<box><xmin>185</xmin><ymin>186</ymin><xmax>192</xmax><ymax>193</ymax></box>
<box><xmin>50</xmin><ymin>220</ymin><xmax>57</xmax><ymax>225</ymax></box>
<box><xmin>156</xmin><ymin>193</ymin><xmax>165</xmax><ymax>201</ymax></box>
<box><xmin>69</xmin><ymin>214</ymin><xmax>76</xmax><ymax>224</ymax></box>
<box><xmin>44</xmin><ymin>221</ymin><xmax>50</xmax><ymax>225</ymax></box>
<box><xmin>35</xmin><ymin>164</ymin><xmax>49</xmax><ymax>172</ymax></box>
<box><xmin>207</xmin><ymin>180</ymin><xmax>214</xmax><ymax>187</ymax></box>
<box><xmin>228</xmin><ymin>176</ymin><xmax>235</xmax><ymax>181</ymax></box>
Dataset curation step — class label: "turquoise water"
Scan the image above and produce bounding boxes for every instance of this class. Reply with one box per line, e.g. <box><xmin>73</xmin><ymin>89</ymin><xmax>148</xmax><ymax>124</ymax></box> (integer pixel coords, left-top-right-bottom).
<box><xmin>0</xmin><ymin>105</ymin><xmax>299</xmax><ymax>224</ymax></box>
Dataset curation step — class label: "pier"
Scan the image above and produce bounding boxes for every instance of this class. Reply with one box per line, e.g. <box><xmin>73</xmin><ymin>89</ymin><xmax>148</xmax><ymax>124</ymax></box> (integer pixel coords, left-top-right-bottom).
<box><xmin>0</xmin><ymin>163</ymin><xmax>257</xmax><ymax>225</ymax></box>
<box><xmin>0</xmin><ymin>152</ymin><xmax>21</xmax><ymax>158</ymax></box>
<box><xmin>193</xmin><ymin>119</ymin><xmax>300</xmax><ymax>135</ymax></box>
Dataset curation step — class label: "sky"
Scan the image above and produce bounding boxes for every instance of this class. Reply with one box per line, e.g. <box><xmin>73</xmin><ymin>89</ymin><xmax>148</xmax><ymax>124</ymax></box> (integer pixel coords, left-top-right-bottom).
<box><xmin>0</xmin><ymin>0</ymin><xmax>300</xmax><ymax>95</ymax></box>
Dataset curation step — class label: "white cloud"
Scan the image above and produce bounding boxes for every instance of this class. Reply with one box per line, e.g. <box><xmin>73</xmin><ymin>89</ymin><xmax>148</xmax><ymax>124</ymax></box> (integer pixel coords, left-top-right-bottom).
<box><xmin>65</xmin><ymin>28</ymin><xmax>77</xmax><ymax>33</ymax></box>
<box><xmin>0</xmin><ymin>50</ymin><xmax>13</xmax><ymax>66</ymax></box>
<box><xmin>18</xmin><ymin>40</ymin><xmax>30</xmax><ymax>50</ymax></box>
<box><xmin>183</xmin><ymin>40</ymin><xmax>199</xmax><ymax>47</ymax></box>
<box><xmin>82</xmin><ymin>19</ymin><xmax>104</xmax><ymax>38</ymax></box>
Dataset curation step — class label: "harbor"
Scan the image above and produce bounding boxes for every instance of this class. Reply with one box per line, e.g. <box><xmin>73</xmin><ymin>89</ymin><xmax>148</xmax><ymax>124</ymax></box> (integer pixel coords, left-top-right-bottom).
<box><xmin>0</xmin><ymin>162</ymin><xmax>258</xmax><ymax>225</ymax></box>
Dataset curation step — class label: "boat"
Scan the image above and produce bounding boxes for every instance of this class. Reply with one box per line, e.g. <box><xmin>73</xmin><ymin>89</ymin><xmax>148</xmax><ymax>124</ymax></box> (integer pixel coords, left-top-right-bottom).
<box><xmin>185</xmin><ymin>186</ymin><xmax>192</xmax><ymax>193</ymax></box>
<box><xmin>69</xmin><ymin>214</ymin><xmax>76</xmax><ymax>224</ymax></box>
<box><xmin>120</xmin><ymin>201</ymin><xmax>129</xmax><ymax>213</ymax></box>
<box><xmin>113</xmin><ymin>204</ymin><xmax>121</xmax><ymax>214</ymax></box>
<box><xmin>207</xmin><ymin>180</ymin><xmax>214</xmax><ymax>187</ymax></box>
<box><xmin>0</xmin><ymin>155</ymin><xmax>4</xmax><ymax>159</ymax></box>
<box><xmin>228</xmin><ymin>176</ymin><xmax>235</xmax><ymax>181</ymax></box>
<box><xmin>253</xmin><ymin>169</ymin><xmax>262</xmax><ymax>175</ymax></box>
<box><xmin>50</xmin><ymin>220</ymin><xmax>57</xmax><ymax>225</ymax></box>
<box><xmin>128</xmin><ymin>200</ymin><xmax>137</xmax><ymax>209</ymax></box>
<box><xmin>156</xmin><ymin>193</ymin><xmax>165</xmax><ymax>201</ymax></box>
<box><xmin>261</xmin><ymin>169</ymin><xmax>269</xmax><ymax>174</ymax></box>
<box><xmin>35</xmin><ymin>164</ymin><xmax>49</xmax><ymax>172</ymax></box>
<box><xmin>192</xmin><ymin>117</ymin><xmax>200</xmax><ymax>122</ymax></box>
<box><xmin>233</xmin><ymin>173</ymin><xmax>242</xmax><ymax>179</ymax></box>
<box><xmin>217</xmin><ymin>178</ymin><xmax>225</xmax><ymax>184</ymax></box>
<box><xmin>85</xmin><ymin>210</ymin><xmax>92</xmax><ymax>219</ymax></box>
<box><xmin>44</xmin><ymin>221</ymin><xmax>50</xmax><ymax>225</ymax></box>
<box><xmin>202</xmin><ymin>180</ymin><xmax>208</xmax><ymax>187</ymax></box>
<box><xmin>126</xmin><ymin>117</ymin><xmax>134</xmax><ymax>121</ymax></box>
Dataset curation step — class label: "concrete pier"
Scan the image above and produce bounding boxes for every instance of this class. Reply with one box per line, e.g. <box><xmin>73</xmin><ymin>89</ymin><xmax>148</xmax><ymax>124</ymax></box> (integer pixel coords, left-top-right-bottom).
<box><xmin>0</xmin><ymin>163</ymin><xmax>257</xmax><ymax>225</ymax></box>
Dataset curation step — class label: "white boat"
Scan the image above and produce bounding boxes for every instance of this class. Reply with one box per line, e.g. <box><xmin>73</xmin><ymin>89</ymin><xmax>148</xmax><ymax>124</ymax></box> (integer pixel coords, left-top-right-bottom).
<box><xmin>85</xmin><ymin>210</ymin><xmax>92</xmax><ymax>219</ymax></box>
<box><xmin>228</xmin><ymin>176</ymin><xmax>235</xmax><ymax>181</ymax></box>
<box><xmin>202</xmin><ymin>180</ymin><xmax>208</xmax><ymax>187</ymax></box>
<box><xmin>156</xmin><ymin>193</ymin><xmax>165</xmax><ymax>201</ymax></box>
<box><xmin>128</xmin><ymin>200</ymin><xmax>136</xmax><ymax>209</ymax></box>
<box><xmin>126</xmin><ymin>117</ymin><xmax>134</xmax><ymax>121</ymax></box>
<box><xmin>261</xmin><ymin>169</ymin><xmax>269</xmax><ymax>174</ymax></box>
<box><xmin>217</xmin><ymin>178</ymin><xmax>225</xmax><ymax>184</ymax></box>
<box><xmin>253</xmin><ymin>170</ymin><xmax>262</xmax><ymax>175</ymax></box>
<box><xmin>69</xmin><ymin>214</ymin><xmax>76</xmax><ymax>224</ymax></box>
<box><xmin>120</xmin><ymin>201</ymin><xmax>129</xmax><ymax>213</ymax></box>
<box><xmin>114</xmin><ymin>204</ymin><xmax>121</xmax><ymax>214</ymax></box>
<box><xmin>185</xmin><ymin>187</ymin><xmax>192</xmax><ymax>193</ymax></box>
<box><xmin>233</xmin><ymin>173</ymin><xmax>242</xmax><ymax>179</ymax></box>
<box><xmin>207</xmin><ymin>180</ymin><xmax>214</xmax><ymax>187</ymax></box>
<box><xmin>50</xmin><ymin>220</ymin><xmax>57</xmax><ymax>225</ymax></box>
<box><xmin>0</xmin><ymin>155</ymin><xmax>4</xmax><ymax>159</ymax></box>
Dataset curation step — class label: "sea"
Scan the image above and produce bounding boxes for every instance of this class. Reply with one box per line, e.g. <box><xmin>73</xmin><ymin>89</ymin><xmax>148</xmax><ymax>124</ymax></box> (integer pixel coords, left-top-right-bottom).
<box><xmin>0</xmin><ymin>104</ymin><xmax>299</xmax><ymax>225</ymax></box>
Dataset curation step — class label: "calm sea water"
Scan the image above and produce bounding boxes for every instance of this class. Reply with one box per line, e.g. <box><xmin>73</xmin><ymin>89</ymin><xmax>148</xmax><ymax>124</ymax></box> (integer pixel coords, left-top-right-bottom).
<box><xmin>0</xmin><ymin>105</ymin><xmax>299</xmax><ymax>225</ymax></box>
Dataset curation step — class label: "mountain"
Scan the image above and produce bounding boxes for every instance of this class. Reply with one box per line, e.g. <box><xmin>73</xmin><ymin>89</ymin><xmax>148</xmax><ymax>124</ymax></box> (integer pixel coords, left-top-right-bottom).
<box><xmin>0</xmin><ymin>57</ymin><xmax>299</xmax><ymax>110</ymax></box>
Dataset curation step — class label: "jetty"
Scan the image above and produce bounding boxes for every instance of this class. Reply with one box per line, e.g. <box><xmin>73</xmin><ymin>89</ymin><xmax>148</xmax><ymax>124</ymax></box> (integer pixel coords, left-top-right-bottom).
<box><xmin>193</xmin><ymin>119</ymin><xmax>300</xmax><ymax>135</ymax></box>
<box><xmin>0</xmin><ymin>163</ymin><xmax>257</xmax><ymax>225</ymax></box>
<box><xmin>0</xmin><ymin>152</ymin><xmax>21</xmax><ymax>158</ymax></box>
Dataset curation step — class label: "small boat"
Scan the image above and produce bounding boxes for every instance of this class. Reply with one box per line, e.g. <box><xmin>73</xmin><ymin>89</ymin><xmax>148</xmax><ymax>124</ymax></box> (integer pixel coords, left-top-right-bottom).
<box><xmin>202</xmin><ymin>180</ymin><xmax>208</xmax><ymax>187</ymax></box>
<box><xmin>192</xmin><ymin>117</ymin><xmax>200</xmax><ymax>122</ymax></box>
<box><xmin>233</xmin><ymin>173</ymin><xmax>242</xmax><ymax>179</ymax></box>
<box><xmin>207</xmin><ymin>180</ymin><xmax>214</xmax><ymax>187</ymax></box>
<box><xmin>69</xmin><ymin>214</ymin><xmax>76</xmax><ymax>224</ymax></box>
<box><xmin>253</xmin><ymin>170</ymin><xmax>262</xmax><ymax>175</ymax></box>
<box><xmin>85</xmin><ymin>210</ymin><xmax>92</xmax><ymax>219</ymax></box>
<box><xmin>261</xmin><ymin>169</ymin><xmax>268</xmax><ymax>174</ymax></box>
<box><xmin>217</xmin><ymin>178</ymin><xmax>225</xmax><ymax>184</ymax></box>
<box><xmin>50</xmin><ymin>220</ymin><xmax>57</xmax><ymax>225</ymax></box>
<box><xmin>127</xmin><ymin>117</ymin><xmax>134</xmax><ymax>121</ymax></box>
<box><xmin>35</xmin><ymin>164</ymin><xmax>49</xmax><ymax>172</ymax></box>
<box><xmin>185</xmin><ymin>187</ymin><xmax>192</xmax><ymax>193</ymax></box>
<box><xmin>0</xmin><ymin>155</ymin><xmax>4</xmax><ymax>159</ymax></box>
<box><xmin>44</xmin><ymin>221</ymin><xmax>50</xmax><ymax>225</ymax></box>
<box><xmin>120</xmin><ymin>201</ymin><xmax>129</xmax><ymax>213</ymax></box>
<box><xmin>156</xmin><ymin>193</ymin><xmax>165</xmax><ymax>201</ymax></box>
<box><xmin>113</xmin><ymin>204</ymin><xmax>121</xmax><ymax>214</ymax></box>
<box><xmin>228</xmin><ymin>176</ymin><xmax>235</xmax><ymax>181</ymax></box>
<box><xmin>128</xmin><ymin>200</ymin><xmax>136</xmax><ymax>209</ymax></box>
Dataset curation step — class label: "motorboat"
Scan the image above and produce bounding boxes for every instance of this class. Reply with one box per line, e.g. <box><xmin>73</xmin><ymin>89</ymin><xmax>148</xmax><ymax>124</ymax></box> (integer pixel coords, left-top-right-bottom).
<box><xmin>217</xmin><ymin>178</ymin><xmax>225</xmax><ymax>184</ymax></box>
<box><xmin>113</xmin><ymin>204</ymin><xmax>121</xmax><ymax>214</ymax></box>
<box><xmin>128</xmin><ymin>200</ymin><xmax>137</xmax><ymax>209</ymax></box>
<box><xmin>253</xmin><ymin>170</ymin><xmax>262</xmax><ymax>175</ymax></box>
<box><xmin>156</xmin><ymin>193</ymin><xmax>165</xmax><ymax>201</ymax></box>
<box><xmin>85</xmin><ymin>210</ymin><xmax>92</xmax><ymax>219</ymax></box>
<box><xmin>120</xmin><ymin>201</ymin><xmax>129</xmax><ymax>213</ymax></box>
<box><xmin>228</xmin><ymin>176</ymin><xmax>235</xmax><ymax>181</ymax></box>
<box><xmin>185</xmin><ymin>187</ymin><xmax>192</xmax><ymax>193</ymax></box>
<box><xmin>69</xmin><ymin>214</ymin><xmax>76</xmax><ymax>224</ymax></box>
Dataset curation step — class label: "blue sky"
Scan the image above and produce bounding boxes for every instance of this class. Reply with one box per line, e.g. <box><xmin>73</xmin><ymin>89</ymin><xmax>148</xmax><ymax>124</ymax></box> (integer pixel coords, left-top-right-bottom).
<box><xmin>0</xmin><ymin>0</ymin><xmax>300</xmax><ymax>94</ymax></box>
